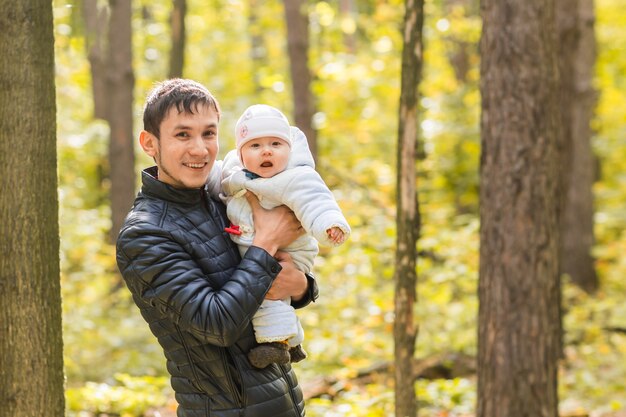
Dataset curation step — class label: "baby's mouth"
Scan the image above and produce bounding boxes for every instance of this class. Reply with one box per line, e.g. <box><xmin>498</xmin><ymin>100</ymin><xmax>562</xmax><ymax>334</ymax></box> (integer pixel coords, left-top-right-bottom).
<box><xmin>260</xmin><ymin>162</ymin><xmax>273</xmax><ymax>168</ymax></box>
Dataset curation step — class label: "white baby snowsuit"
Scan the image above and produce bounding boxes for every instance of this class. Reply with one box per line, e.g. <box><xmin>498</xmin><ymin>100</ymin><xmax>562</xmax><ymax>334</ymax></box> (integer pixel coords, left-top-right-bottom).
<box><xmin>220</xmin><ymin>127</ymin><xmax>350</xmax><ymax>346</ymax></box>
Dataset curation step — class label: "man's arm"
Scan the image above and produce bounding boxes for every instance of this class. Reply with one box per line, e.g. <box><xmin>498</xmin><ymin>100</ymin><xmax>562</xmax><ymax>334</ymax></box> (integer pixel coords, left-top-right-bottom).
<box><xmin>116</xmin><ymin>222</ymin><xmax>282</xmax><ymax>347</ymax></box>
<box><xmin>292</xmin><ymin>272</ymin><xmax>319</xmax><ymax>309</ymax></box>
<box><xmin>261</xmin><ymin>253</ymin><xmax>318</xmax><ymax>309</ymax></box>
<box><xmin>265</xmin><ymin>251</ymin><xmax>318</xmax><ymax>309</ymax></box>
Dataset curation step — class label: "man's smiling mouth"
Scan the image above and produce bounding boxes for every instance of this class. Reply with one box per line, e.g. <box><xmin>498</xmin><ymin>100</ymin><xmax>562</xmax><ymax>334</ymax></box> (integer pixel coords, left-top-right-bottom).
<box><xmin>184</xmin><ymin>162</ymin><xmax>207</xmax><ymax>169</ymax></box>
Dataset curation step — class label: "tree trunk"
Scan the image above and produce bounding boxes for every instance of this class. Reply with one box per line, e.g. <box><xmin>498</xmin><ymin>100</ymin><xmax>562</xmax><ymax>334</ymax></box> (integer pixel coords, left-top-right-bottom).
<box><xmin>558</xmin><ymin>0</ymin><xmax>598</xmax><ymax>293</ymax></box>
<box><xmin>283</xmin><ymin>0</ymin><xmax>317</xmax><ymax>161</ymax></box>
<box><xmin>394</xmin><ymin>0</ymin><xmax>424</xmax><ymax>416</ymax></box>
<box><xmin>0</xmin><ymin>1</ymin><xmax>65</xmax><ymax>416</ymax></box>
<box><xmin>107</xmin><ymin>0</ymin><xmax>136</xmax><ymax>242</ymax></box>
<box><xmin>84</xmin><ymin>0</ymin><xmax>109</xmax><ymax>119</ymax></box>
<box><xmin>339</xmin><ymin>0</ymin><xmax>357</xmax><ymax>54</ymax></box>
<box><xmin>443</xmin><ymin>0</ymin><xmax>476</xmax><ymax>84</ymax></box>
<box><xmin>169</xmin><ymin>0</ymin><xmax>187</xmax><ymax>78</ymax></box>
<box><xmin>248</xmin><ymin>0</ymin><xmax>265</xmax><ymax>94</ymax></box>
<box><xmin>478</xmin><ymin>0</ymin><xmax>561</xmax><ymax>415</ymax></box>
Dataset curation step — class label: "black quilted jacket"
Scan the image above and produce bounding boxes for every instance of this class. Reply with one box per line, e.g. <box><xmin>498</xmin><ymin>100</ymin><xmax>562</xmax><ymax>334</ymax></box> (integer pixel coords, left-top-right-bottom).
<box><xmin>116</xmin><ymin>167</ymin><xmax>315</xmax><ymax>417</ymax></box>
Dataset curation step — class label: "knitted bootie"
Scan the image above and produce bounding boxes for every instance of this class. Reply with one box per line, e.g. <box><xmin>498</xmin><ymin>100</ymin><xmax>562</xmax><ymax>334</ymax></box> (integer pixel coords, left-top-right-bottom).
<box><xmin>289</xmin><ymin>344</ymin><xmax>307</xmax><ymax>363</ymax></box>
<box><xmin>248</xmin><ymin>342</ymin><xmax>290</xmax><ymax>369</ymax></box>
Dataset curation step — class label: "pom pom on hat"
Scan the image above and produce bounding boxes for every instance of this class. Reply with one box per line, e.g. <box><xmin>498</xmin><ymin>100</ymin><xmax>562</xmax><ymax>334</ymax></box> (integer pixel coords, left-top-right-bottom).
<box><xmin>235</xmin><ymin>104</ymin><xmax>292</xmax><ymax>153</ymax></box>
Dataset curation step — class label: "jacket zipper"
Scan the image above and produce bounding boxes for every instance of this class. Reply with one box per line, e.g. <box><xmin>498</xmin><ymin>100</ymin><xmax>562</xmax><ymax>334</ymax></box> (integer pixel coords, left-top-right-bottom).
<box><xmin>281</xmin><ymin>365</ymin><xmax>302</xmax><ymax>415</ymax></box>
<box><xmin>221</xmin><ymin>348</ymin><xmax>245</xmax><ymax>406</ymax></box>
<box><xmin>176</xmin><ymin>326</ymin><xmax>204</xmax><ymax>393</ymax></box>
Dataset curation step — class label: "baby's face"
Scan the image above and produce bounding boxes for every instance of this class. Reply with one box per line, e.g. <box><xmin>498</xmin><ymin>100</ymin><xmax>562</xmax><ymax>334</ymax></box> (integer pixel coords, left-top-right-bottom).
<box><xmin>240</xmin><ymin>136</ymin><xmax>290</xmax><ymax>178</ymax></box>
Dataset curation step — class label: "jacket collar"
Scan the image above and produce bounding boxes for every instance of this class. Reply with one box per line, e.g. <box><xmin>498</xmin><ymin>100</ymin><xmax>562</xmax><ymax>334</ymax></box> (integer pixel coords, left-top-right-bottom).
<box><xmin>140</xmin><ymin>166</ymin><xmax>204</xmax><ymax>205</ymax></box>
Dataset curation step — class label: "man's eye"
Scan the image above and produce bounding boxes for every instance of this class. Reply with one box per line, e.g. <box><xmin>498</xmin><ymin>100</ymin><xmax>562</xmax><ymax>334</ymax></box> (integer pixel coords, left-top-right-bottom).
<box><xmin>176</xmin><ymin>132</ymin><xmax>189</xmax><ymax>138</ymax></box>
<box><xmin>203</xmin><ymin>131</ymin><xmax>216</xmax><ymax>138</ymax></box>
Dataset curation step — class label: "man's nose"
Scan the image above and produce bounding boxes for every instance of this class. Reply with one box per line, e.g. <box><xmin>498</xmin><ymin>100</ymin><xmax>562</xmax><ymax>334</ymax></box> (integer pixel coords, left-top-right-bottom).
<box><xmin>189</xmin><ymin>135</ymin><xmax>209</xmax><ymax>156</ymax></box>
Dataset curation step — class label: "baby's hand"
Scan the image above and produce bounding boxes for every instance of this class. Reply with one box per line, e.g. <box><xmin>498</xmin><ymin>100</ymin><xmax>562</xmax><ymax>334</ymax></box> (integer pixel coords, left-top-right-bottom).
<box><xmin>326</xmin><ymin>227</ymin><xmax>345</xmax><ymax>245</ymax></box>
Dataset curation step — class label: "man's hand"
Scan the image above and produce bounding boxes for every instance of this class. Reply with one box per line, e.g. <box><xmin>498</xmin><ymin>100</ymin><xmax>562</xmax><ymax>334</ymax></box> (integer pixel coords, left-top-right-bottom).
<box><xmin>265</xmin><ymin>251</ymin><xmax>308</xmax><ymax>301</ymax></box>
<box><xmin>248</xmin><ymin>192</ymin><xmax>304</xmax><ymax>256</ymax></box>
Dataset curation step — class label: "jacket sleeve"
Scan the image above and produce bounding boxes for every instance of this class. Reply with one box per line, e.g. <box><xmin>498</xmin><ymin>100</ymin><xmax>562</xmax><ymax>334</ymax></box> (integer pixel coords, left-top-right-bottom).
<box><xmin>291</xmin><ymin>272</ymin><xmax>319</xmax><ymax>309</ymax></box>
<box><xmin>116</xmin><ymin>222</ymin><xmax>281</xmax><ymax>347</ymax></box>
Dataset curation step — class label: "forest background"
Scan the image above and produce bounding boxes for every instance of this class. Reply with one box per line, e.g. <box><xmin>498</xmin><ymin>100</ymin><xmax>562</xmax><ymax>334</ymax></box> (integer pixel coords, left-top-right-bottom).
<box><xmin>51</xmin><ymin>0</ymin><xmax>625</xmax><ymax>416</ymax></box>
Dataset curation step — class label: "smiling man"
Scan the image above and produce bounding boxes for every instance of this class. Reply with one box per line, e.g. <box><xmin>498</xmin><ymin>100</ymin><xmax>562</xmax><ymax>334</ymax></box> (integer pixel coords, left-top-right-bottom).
<box><xmin>139</xmin><ymin>95</ymin><xmax>219</xmax><ymax>189</ymax></box>
<box><xmin>115</xmin><ymin>79</ymin><xmax>318</xmax><ymax>417</ymax></box>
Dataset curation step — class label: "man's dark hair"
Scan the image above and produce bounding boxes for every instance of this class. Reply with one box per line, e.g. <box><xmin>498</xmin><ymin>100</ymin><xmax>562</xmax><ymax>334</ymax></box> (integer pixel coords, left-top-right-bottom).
<box><xmin>143</xmin><ymin>78</ymin><xmax>221</xmax><ymax>138</ymax></box>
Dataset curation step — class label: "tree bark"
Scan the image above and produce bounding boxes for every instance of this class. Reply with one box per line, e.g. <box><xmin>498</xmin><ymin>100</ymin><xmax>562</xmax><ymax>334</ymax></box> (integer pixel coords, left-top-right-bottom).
<box><xmin>394</xmin><ymin>0</ymin><xmax>424</xmax><ymax>416</ymax></box>
<box><xmin>478</xmin><ymin>0</ymin><xmax>561</xmax><ymax>416</ymax></box>
<box><xmin>169</xmin><ymin>0</ymin><xmax>187</xmax><ymax>78</ymax></box>
<box><xmin>443</xmin><ymin>0</ymin><xmax>476</xmax><ymax>84</ymax></box>
<box><xmin>283</xmin><ymin>0</ymin><xmax>318</xmax><ymax>161</ymax></box>
<box><xmin>558</xmin><ymin>0</ymin><xmax>598</xmax><ymax>293</ymax></box>
<box><xmin>107</xmin><ymin>0</ymin><xmax>136</xmax><ymax>242</ymax></box>
<box><xmin>0</xmin><ymin>1</ymin><xmax>65</xmax><ymax>416</ymax></box>
<box><xmin>248</xmin><ymin>0</ymin><xmax>265</xmax><ymax>94</ymax></box>
<box><xmin>339</xmin><ymin>0</ymin><xmax>357</xmax><ymax>54</ymax></box>
<box><xmin>84</xmin><ymin>0</ymin><xmax>109</xmax><ymax>119</ymax></box>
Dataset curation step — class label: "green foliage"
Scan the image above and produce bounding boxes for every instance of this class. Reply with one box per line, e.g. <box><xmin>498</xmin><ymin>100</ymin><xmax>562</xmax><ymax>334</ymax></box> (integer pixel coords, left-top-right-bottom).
<box><xmin>559</xmin><ymin>277</ymin><xmax>626</xmax><ymax>413</ymax></box>
<box><xmin>53</xmin><ymin>0</ymin><xmax>626</xmax><ymax>415</ymax></box>
<box><xmin>66</xmin><ymin>374</ymin><xmax>171</xmax><ymax>417</ymax></box>
<box><xmin>307</xmin><ymin>386</ymin><xmax>395</xmax><ymax>417</ymax></box>
<box><xmin>594</xmin><ymin>0</ymin><xmax>626</xmax><ymax>242</ymax></box>
<box><xmin>417</xmin><ymin>378</ymin><xmax>476</xmax><ymax>415</ymax></box>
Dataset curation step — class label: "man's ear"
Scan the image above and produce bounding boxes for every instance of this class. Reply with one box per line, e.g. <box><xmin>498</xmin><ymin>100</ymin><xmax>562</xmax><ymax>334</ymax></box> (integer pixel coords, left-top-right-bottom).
<box><xmin>139</xmin><ymin>130</ymin><xmax>158</xmax><ymax>157</ymax></box>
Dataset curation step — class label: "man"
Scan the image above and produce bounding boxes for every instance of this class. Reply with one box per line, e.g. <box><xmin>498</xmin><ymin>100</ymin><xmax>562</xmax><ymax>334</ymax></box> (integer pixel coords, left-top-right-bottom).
<box><xmin>116</xmin><ymin>78</ymin><xmax>317</xmax><ymax>417</ymax></box>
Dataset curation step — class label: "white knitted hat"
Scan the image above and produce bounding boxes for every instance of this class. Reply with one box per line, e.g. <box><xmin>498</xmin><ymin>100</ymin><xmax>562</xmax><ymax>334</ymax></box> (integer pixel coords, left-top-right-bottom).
<box><xmin>235</xmin><ymin>104</ymin><xmax>292</xmax><ymax>153</ymax></box>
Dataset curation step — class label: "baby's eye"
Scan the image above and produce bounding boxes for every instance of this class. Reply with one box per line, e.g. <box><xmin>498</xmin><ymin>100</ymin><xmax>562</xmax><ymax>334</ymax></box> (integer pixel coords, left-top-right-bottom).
<box><xmin>249</xmin><ymin>143</ymin><xmax>260</xmax><ymax>148</ymax></box>
<box><xmin>272</xmin><ymin>141</ymin><xmax>283</xmax><ymax>146</ymax></box>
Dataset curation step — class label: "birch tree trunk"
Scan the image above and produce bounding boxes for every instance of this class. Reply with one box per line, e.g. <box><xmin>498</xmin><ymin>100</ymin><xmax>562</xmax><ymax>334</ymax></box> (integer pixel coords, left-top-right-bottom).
<box><xmin>0</xmin><ymin>1</ymin><xmax>65</xmax><ymax>415</ymax></box>
<box><xmin>478</xmin><ymin>0</ymin><xmax>561</xmax><ymax>415</ymax></box>
<box><xmin>394</xmin><ymin>0</ymin><xmax>424</xmax><ymax>415</ymax></box>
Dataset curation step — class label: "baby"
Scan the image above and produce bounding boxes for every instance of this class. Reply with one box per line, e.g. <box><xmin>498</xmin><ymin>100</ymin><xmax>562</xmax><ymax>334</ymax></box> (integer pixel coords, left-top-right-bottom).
<box><xmin>220</xmin><ymin>104</ymin><xmax>350</xmax><ymax>368</ymax></box>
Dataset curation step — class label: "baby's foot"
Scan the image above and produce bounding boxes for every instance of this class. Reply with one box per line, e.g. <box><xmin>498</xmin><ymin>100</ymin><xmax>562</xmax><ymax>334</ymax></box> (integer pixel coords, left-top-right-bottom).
<box><xmin>248</xmin><ymin>342</ymin><xmax>290</xmax><ymax>369</ymax></box>
<box><xmin>289</xmin><ymin>345</ymin><xmax>307</xmax><ymax>363</ymax></box>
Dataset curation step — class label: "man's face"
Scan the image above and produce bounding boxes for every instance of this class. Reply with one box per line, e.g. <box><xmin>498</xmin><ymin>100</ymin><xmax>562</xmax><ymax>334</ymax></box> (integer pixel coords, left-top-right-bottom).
<box><xmin>240</xmin><ymin>136</ymin><xmax>290</xmax><ymax>178</ymax></box>
<box><xmin>140</xmin><ymin>104</ymin><xmax>219</xmax><ymax>189</ymax></box>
